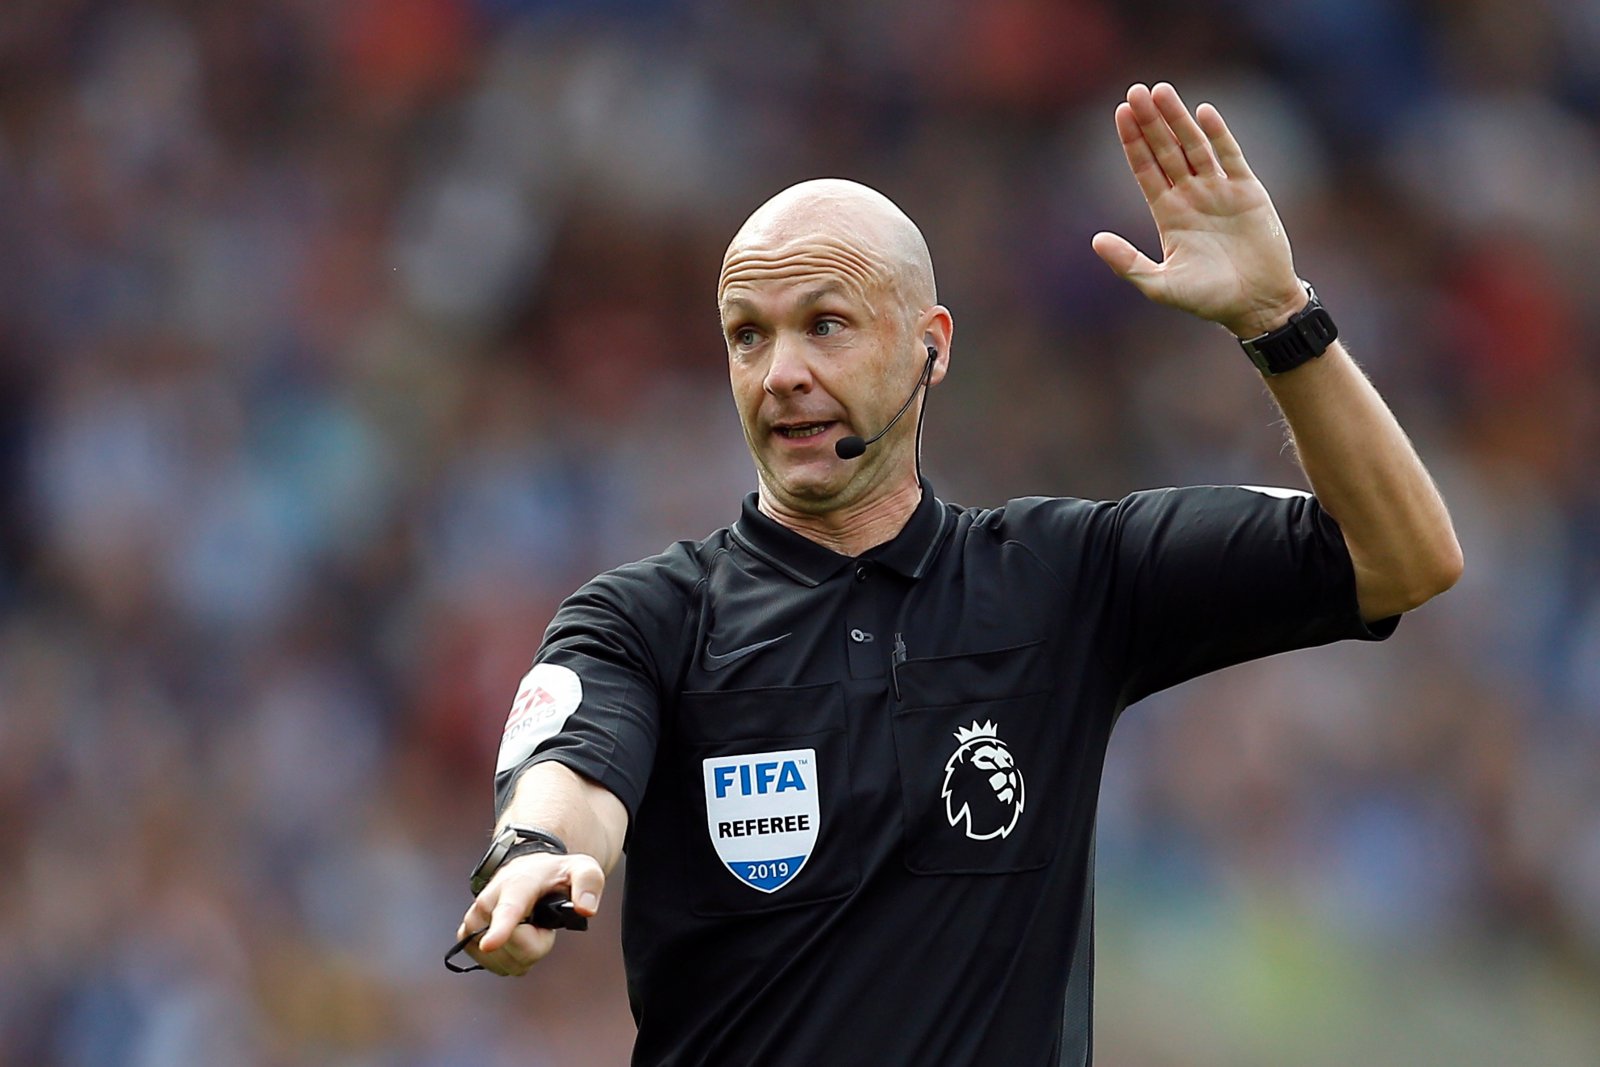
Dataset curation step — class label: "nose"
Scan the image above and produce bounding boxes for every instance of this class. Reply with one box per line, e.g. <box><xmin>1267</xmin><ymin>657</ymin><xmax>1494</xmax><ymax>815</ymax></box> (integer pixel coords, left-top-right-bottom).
<box><xmin>763</xmin><ymin>336</ymin><xmax>813</xmax><ymax>398</ymax></box>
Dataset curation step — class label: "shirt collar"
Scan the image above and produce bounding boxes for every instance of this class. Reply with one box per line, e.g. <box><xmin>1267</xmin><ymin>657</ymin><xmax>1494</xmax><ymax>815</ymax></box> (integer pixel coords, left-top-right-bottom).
<box><xmin>731</xmin><ymin>480</ymin><xmax>952</xmax><ymax>587</ymax></box>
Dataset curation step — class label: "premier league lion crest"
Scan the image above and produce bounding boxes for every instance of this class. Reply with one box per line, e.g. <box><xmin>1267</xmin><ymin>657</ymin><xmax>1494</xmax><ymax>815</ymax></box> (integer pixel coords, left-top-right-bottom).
<box><xmin>942</xmin><ymin>720</ymin><xmax>1024</xmax><ymax>840</ymax></box>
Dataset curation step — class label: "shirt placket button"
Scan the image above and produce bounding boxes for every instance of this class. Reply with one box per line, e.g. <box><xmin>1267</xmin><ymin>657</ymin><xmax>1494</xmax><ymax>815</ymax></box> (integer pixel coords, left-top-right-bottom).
<box><xmin>846</xmin><ymin>564</ymin><xmax>880</xmax><ymax>677</ymax></box>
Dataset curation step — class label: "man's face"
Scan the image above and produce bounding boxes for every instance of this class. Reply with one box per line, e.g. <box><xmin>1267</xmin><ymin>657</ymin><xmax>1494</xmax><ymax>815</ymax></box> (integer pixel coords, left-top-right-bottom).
<box><xmin>718</xmin><ymin>234</ymin><xmax>921</xmax><ymax>511</ymax></box>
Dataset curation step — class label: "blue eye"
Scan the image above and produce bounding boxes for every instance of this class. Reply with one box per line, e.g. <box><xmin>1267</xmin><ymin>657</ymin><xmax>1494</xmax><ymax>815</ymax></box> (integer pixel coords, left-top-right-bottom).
<box><xmin>734</xmin><ymin>328</ymin><xmax>759</xmax><ymax>347</ymax></box>
<box><xmin>814</xmin><ymin>320</ymin><xmax>841</xmax><ymax>336</ymax></box>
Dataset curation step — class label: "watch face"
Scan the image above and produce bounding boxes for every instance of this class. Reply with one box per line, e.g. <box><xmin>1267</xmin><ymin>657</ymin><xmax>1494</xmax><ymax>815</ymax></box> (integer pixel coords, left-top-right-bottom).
<box><xmin>471</xmin><ymin>831</ymin><xmax>515</xmax><ymax>894</ymax></box>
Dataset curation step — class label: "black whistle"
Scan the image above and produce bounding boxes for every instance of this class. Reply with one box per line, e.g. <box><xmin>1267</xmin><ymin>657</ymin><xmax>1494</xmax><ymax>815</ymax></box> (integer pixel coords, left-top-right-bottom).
<box><xmin>530</xmin><ymin>894</ymin><xmax>588</xmax><ymax>931</ymax></box>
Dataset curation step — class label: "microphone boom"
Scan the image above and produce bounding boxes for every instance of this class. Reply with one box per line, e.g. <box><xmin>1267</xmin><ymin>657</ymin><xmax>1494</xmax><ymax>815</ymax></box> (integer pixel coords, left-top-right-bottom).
<box><xmin>834</xmin><ymin>347</ymin><xmax>937</xmax><ymax>460</ymax></box>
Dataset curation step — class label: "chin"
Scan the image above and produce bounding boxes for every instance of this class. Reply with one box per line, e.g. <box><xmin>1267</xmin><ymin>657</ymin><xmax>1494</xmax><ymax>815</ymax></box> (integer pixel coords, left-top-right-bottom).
<box><xmin>763</xmin><ymin>462</ymin><xmax>849</xmax><ymax>511</ymax></box>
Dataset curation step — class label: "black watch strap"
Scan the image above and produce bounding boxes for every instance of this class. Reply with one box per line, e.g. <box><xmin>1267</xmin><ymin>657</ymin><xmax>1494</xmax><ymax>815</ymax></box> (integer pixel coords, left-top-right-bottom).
<box><xmin>1238</xmin><ymin>283</ymin><xmax>1338</xmax><ymax>376</ymax></box>
<box><xmin>469</xmin><ymin>825</ymin><xmax>568</xmax><ymax>895</ymax></box>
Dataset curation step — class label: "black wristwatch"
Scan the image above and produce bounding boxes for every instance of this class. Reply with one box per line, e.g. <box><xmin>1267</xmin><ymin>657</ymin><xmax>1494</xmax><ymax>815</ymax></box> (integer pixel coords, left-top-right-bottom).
<box><xmin>469</xmin><ymin>824</ymin><xmax>568</xmax><ymax>895</ymax></box>
<box><xmin>1237</xmin><ymin>282</ymin><xmax>1338</xmax><ymax>376</ymax></box>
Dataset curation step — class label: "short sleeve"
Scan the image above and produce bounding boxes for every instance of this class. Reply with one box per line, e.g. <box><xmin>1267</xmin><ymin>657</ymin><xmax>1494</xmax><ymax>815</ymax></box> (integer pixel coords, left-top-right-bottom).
<box><xmin>1106</xmin><ymin>485</ymin><xmax>1398</xmax><ymax>704</ymax></box>
<box><xmin>492</xmin><ymin>553</ymin><xmax>696</xmax><ymax>821</ymax></box>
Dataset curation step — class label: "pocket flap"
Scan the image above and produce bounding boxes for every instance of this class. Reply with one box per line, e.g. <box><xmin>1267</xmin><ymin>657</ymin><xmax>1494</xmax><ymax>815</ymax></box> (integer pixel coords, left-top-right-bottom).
<box><xmin>677</xmin><ymin>681</ymin><xmax>843</xmax><ymax>742</ymax></box>
<box><xmin>895</xmin><ymin>640</ymin><xmax>1049</xmax><ymax>707</ymax></box>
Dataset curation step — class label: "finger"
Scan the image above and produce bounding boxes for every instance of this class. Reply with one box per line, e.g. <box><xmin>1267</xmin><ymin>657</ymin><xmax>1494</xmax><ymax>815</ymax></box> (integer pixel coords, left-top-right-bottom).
<box><xmin>1151</xmin><ymin>82</ymin><xmax>1221</xmax><ymax>178</ymax></box>
<box><xmin>1114</xmin><ymin>102</ymin><xmax>1170</xmax><ymax>203</ymax></box>
<box><xmin>472</xmin><ymin>920</ymin><xmax>555</xmax><ymax>976</ymax></box>
<box><xmin>458</xmin><ymin>895</ymin><xmax>493</xmax><ymax>941</ymax></box>
<box><xmin>505</xmin><ymin>922</ymin><xmax>554</xmax><ymax>964</ymax></box>
<box><xmin>1195</xmin><ymin>102</ymin><xmax>1252</xmax><ymax>179</ymax></box>
<box><xmin>493</xmin><ymin>923</ymin><xmax>554</xmax><ymax>973</ymax></box>
<box><xmin>460</xmin><ymin>921</ymin><xmax>509</xmax><ymax>974</ymax></box>
<box><xmin>480</xmin><ymin>894</ymin><xmax>533</xmax><ymax>953</ymax></box>
<box><xmin>1125</xmin><ymin>82</ymin><xmax>1192</xmax><ymax>185</ymax></box>
<box><xmin>1090</xmin><ymin>232</ymin><xmax>1164</xmax><ymax>299</ymax></box>
<box><xmin>459</xmin><ymin>929</ymin><xmax>509</xmax><ymax>975</ymax></box>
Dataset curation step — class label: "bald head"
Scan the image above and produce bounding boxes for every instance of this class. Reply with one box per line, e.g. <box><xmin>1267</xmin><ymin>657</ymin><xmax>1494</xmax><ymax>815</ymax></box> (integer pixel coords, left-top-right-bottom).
<box><xmin>719</xmin><ymin>179</ymin><xmax>936</xmax><ymax>316</ymax></box>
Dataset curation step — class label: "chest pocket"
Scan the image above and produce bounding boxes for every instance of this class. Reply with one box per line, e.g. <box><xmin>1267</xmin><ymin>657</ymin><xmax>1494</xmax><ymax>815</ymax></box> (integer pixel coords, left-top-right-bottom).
<box><xmin>675</xmin><ymin>682</ymin><xmax>860</xmax><ymax>916</ymax></box>
<box><xmin>890</xmin><ymin>640</ymin><xmax>1060</xmax><ymax>875</ymax></box>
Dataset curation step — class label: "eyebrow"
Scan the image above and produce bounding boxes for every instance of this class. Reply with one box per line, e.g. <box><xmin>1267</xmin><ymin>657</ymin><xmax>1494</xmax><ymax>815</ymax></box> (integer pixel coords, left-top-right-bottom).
<box><xmin>796</xmin><ymin>283</ymin><xmax>849</xmax><ymax>307</ymax></box>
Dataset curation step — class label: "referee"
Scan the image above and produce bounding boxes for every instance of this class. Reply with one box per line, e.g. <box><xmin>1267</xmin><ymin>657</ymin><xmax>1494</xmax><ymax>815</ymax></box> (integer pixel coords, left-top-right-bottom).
<box><xmin>453</xmin><ymin>82</ymin><xmax>1461</xmax><ymax>1066</ymax></box>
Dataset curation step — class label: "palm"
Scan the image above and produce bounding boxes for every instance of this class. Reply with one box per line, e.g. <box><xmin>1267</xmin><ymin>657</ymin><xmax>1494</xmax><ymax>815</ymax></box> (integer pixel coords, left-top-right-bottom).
<box><xmin>1093</xmin><ymin>84</ymin><xmax>1304</xmax><ymax>339</ymax></box>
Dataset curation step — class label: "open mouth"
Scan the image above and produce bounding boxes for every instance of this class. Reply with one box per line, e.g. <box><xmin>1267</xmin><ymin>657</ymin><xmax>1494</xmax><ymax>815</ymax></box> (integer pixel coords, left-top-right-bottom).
<box><xmin>774</xmin><ymin>421</ymin><xmax>834</xmax><ymax>440</ymax></box>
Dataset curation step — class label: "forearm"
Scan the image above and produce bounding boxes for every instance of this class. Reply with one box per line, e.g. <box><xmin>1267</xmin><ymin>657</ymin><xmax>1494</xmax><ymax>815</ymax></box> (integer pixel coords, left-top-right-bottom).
<box><xmin>457</xmin><ymin>760</ymin><xmax>628</xmax><ymax>972</ymax></box>
<box><xmin>498</xmin><ymin>760</ymin><xmax>629</xmax><ymax>873</ymax></box>
<box><xmin>1263</xmin><ymin>341</ymin><xmax>1462</xmax><ymax>620</ymax></box>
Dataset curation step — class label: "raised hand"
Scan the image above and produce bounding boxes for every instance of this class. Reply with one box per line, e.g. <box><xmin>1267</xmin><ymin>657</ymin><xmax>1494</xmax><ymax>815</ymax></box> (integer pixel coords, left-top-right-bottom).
<box><xmin>1092</xmin><ymin>82</ymin><xmax>1307</xmax><ymax>339</ymax></box>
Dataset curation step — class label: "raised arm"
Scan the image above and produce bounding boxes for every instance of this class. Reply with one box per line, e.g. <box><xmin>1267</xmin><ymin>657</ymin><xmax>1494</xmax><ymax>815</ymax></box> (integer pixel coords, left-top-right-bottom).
<box><xmin>1092</xmin><ymin>82</ymin><xmax>1462</xmax><ymax>621</ymax></box>
<box><xmin>455</xmin><ymin>761</ymin><xmax>629</xmax><ymax>976</ymax></box>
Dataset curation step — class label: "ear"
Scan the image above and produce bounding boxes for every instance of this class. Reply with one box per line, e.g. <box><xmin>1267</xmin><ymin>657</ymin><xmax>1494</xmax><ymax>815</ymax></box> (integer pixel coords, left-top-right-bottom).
<box><xmin>920</xmin><ymin>305</ymin><xmax>953</xmax><ymax>386</ymax></box>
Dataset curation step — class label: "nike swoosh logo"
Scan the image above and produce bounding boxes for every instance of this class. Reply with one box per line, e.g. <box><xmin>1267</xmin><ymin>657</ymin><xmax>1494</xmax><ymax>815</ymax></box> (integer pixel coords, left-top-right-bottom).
<box><xmin>703</xmin><ymin>632</ymin><xmax>791</xmax><ymax>670</ymax></box>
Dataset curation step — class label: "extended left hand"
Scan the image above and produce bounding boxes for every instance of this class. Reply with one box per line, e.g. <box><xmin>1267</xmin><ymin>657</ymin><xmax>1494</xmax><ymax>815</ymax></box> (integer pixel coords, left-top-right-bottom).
<box><xmin>1092</xmin><ymin>82</ymin><xmax>1307</xmax><ymax>339</ymax></box>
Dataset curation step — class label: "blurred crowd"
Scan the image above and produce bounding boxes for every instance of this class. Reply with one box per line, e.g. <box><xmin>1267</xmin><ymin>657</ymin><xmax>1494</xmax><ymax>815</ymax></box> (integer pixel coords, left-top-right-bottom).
<box><xmin>2</xmin><ymin>0</ymin><xmax>1598</xmax><ymax>1064</ymax></box>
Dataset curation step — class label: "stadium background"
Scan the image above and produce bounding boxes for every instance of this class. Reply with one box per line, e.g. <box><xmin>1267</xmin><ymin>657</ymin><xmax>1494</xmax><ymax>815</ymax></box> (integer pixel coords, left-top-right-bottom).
<box><xmin>3</xmin><ymin>1</ymin><xmax>1599</xmax><ymax>1063</ymax></box>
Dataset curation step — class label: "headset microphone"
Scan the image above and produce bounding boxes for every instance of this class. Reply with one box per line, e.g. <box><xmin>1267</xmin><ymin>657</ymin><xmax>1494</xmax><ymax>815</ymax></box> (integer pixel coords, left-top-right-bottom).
<box><xmin>834</xmin><ymin>346</ymin><xmax>937</xmax><ymax>460</ymax></box>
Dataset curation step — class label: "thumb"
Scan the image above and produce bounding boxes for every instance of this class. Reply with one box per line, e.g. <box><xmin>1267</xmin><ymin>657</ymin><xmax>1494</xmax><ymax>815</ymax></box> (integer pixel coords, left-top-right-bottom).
<box><xmin>1091</xmin><ymin>231</ymin><xmax>1164</xmax><ymax>298</ymax></box>
<box><xmin>564</xmin><ymin>855</ymin><xmax>606</xmax><ymax>916</ymax></box>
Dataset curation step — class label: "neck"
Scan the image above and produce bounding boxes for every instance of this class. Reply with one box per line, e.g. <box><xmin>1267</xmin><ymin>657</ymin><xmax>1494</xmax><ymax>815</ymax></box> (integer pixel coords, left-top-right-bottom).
<box><xmin>757</xmin><ymin>477</ymin><xmax>922</xmax><ymax>557</ymax></box>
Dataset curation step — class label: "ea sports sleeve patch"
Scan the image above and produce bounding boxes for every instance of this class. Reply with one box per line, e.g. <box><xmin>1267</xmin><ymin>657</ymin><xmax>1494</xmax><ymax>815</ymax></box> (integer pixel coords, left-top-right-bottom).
<box><xmin>496</xmin><ymin>662</ymin><xmax>584</xmax><ymax>774</ymax></box>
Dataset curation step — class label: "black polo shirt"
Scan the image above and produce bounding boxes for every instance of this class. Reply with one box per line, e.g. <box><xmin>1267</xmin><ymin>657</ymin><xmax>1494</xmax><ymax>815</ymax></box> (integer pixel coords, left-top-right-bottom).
<box><xmin>493</xmin><ymin>482</ymin><xmax>1396</xmax><ymax>1067</ymax></box>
